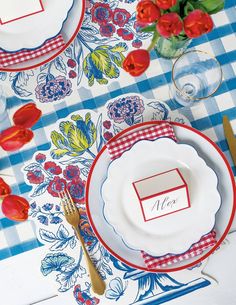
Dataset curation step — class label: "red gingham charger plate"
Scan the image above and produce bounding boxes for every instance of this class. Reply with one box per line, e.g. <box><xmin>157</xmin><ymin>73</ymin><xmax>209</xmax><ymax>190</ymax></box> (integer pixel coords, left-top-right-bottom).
<box><xmin>0</xmin><ymin>0</ymin><xmax>85</xmax><ymax>72</ymax></box>
<box><xmin>86</xmin><ymin>121</ymin><xmax>236</xmax><ymax>273</ymax></box>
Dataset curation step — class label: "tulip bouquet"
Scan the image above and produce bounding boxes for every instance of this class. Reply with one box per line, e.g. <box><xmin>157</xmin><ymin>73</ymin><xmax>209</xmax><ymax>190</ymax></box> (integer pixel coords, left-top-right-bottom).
<box><xmin>123</xmin><ymin>0</ymin><xmax>224</xmax><ymax>76</ymax></box>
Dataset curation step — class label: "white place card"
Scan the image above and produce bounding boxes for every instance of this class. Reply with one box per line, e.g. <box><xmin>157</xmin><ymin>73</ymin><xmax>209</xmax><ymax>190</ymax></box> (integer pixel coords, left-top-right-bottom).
<box><xmin>0</xmin><ymin>0</ymin><xmax>44</xmax><ymax>25</ymax></box>
<box><xmin>133</xmin><ymin>168</ymin><xmax>191</xmax><ymax>221</ymax></box>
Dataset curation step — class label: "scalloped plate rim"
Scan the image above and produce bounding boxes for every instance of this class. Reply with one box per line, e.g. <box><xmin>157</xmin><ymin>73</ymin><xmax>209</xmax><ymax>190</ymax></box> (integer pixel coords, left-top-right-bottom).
<box><xmin>102</xmin><ymin>137</ymin><xmax>221</xmax><ymax>256</ymax></box>
<box><xmin>86</xmin><ymin>121</ymin><xmax>236</xmax><ymax>272</ymax></box>
<box><xmin>0</xmin><ymin>0</ymin><xmax>74</xmax><ymax>52</ymax></box>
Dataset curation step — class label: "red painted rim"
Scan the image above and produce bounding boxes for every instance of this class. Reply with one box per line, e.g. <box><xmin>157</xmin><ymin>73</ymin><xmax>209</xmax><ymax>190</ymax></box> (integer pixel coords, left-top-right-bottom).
<box><xmin>0</xmin><ymin>0</ymin><xmax>86</xmax><ymax>72</ymax></box>
<box><xmin>86</xmin><ymin>121</ymin><xmax>236</xmax><ymax>272</ymax></box>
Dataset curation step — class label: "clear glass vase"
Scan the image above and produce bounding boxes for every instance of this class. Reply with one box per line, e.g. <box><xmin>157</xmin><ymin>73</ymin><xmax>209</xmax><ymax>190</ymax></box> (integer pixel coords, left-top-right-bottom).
<box><xmin>155</xmin><ymin>36</ymin><xmax>192</xmax><ymax>59</ymax></box>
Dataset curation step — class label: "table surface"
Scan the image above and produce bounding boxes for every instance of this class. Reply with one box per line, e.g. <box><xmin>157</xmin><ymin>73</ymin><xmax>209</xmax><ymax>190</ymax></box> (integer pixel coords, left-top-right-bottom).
<box><xmin>0</xmin><ymin>0</ymin><xmax>236</xmax><ymax>304</ymax></box>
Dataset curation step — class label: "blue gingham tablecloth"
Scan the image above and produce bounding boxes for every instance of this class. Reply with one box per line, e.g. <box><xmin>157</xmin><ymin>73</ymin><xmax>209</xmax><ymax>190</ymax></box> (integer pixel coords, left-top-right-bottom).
<box><xmin>0</xmin><ymin>0</ymin><xmax>235</xmax><ymax>302</ymax></box>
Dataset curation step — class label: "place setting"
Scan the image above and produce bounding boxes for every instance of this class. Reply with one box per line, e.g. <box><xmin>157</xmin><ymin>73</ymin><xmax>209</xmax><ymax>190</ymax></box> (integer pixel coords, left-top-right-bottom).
<box><xmin>0</xmin><ymin>93</ymin><xmax>231</xmax><ymax>303</ymax></box>
<box><xmin>0</xmin><ymin>0</ymin><xmax>85</xmax><ymax>71</ymax></box>
<box><xmin>87</xmin><ymin>119</ymin><xmax>235</xmax><ymax>273</ymax></box>
<box><xmin>0</xmin><ymin>0</ymin><xmax>236</xmax><ymax>304</ymax></box>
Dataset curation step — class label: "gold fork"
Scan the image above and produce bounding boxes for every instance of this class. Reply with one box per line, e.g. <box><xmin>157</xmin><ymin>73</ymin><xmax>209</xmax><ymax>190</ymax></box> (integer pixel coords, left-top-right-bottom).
<box><xmin>59</xmin><ymin>189</ymin><xmax>106</xmax><ymax>295</ymax></box>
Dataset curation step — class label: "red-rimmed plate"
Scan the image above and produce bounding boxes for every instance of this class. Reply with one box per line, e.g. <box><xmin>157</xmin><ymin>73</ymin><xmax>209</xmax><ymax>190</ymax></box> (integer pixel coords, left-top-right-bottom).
<box><xmin>86</xmin><ymin>121</ymin><xmax>236</xmax><ymax>273</ymax></box>
<box><xmin>0</xmin><ymin>0</ymin><xmax>85</xmax><ymax>72</ymax></box>
<box><xmin>102</xmin><ymin>138</ymin><xmax>221</xmax><ymax>257</ymax></box>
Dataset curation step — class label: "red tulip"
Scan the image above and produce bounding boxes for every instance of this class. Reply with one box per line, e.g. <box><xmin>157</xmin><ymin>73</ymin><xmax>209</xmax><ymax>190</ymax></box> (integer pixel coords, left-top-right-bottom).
<box><xmin>156</xmin><ymin>0</ymin><xmax>177</xmax><ymax>10</ymax></box>
<box><xmin>136</xmin><ymin>0</ymin><xmax>161</xmax><ymax>24</ymax></box>
<box><xmin>156</xmin><ymin>13</ymin><xmax>183</xmax><ymax>38</ymax></box>
<box><xmin>0</xmin><ymin>178</ymin><xmax>11</xmax><ymax>198</ymax></box>
<box><xmin>184</xmin><ymin>10</ymin><xmax>213</xmax><ymax>38</ymax></box>
<box><xmin>0</xmin><ymin>126</ymin><xmax>33</xmax><ymax>151</ymax></box>
<box><xmin>1</xmin><ymin>195</ymin><xmax>30</xmax><ymax>221</ymax></box>
<box><xmin>123</xmin><ymin>49</ymin><xmax>150</xmax><ymax>77</ymax></box>
<box><xmin>13</xmin><ymin>103</ymin><xmax>42</xmax><ymax>128</ymax></box>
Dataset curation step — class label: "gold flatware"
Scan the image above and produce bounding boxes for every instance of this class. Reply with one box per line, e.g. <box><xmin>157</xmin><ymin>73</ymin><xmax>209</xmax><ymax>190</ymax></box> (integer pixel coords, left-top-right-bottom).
<box><xmin>59</xmin><ymin>189</ymin><xmax>106</xmax><ymax>295</ymax></box>
<box><xmin>223</xmin><ymin>115</ymin><xmax>236</xmax><ymax>167</ymax></box>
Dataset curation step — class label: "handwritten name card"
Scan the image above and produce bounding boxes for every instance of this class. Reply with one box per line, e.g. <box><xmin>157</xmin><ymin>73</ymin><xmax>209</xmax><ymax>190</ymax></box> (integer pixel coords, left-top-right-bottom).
<box><xmin>133</xmin><ymin>168</ymin><xmax>190</xmax><ymax>222</ymax></box>
<box><xmin>0</xmin><ymin>0</ymin><xmax>44</xmax><ymax>25</ymax></box>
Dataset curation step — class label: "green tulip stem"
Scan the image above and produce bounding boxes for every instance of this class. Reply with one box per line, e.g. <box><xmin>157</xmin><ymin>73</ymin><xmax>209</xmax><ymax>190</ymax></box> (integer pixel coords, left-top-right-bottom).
<box><xmin>147</xmin><ymin>31</ymin><xmax>160</xmax><ymax>52</ymax></box>
<box><xmin>86</xmin><ymin>148</ymin><xmax>96</xmax><ymax>159</ymax></box>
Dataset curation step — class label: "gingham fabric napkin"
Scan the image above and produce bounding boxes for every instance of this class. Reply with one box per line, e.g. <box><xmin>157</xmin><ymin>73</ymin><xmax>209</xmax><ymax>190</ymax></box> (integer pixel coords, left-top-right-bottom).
<box><xmin>142</xmin><ymin>231</ymin><xmax>217</xmax><ymax>269</ymax></box>
<box><xmin>107</xmin><ymin>122</ymin><xmax>177</xmax><ymax>160</ymax></box>
<box><xmin>106</xmin><ymin>121</ymin><xmax>217</xmax><ymax>269</ymax></box>
<box><xmin>0</xmin><ymin>34</ymin><xmax>65</xmax><ymax>67</ymax></box>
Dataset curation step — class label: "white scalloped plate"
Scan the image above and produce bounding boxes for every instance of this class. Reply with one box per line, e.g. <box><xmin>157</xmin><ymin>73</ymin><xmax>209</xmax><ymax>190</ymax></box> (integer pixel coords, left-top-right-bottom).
<box><xmin>86</xmin><ymin>122</ymin><xmax>236</xmax><ymax>272</ymax></box>
<box><xmin>102</xmin><ymin>138</ymin><xmax>221</xmax><ymax>256</ymax></box>
<box><xmin>0</xmin><ymin>0</ymin><xmax>74</xmax><ymax>52</ymax></box>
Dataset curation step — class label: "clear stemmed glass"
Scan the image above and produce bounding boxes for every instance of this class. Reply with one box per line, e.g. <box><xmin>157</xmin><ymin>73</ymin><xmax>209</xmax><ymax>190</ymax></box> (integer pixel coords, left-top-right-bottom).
<box><xmin>171</xmin><ymin>50</ymin><xmax>223</xmax><ymax>106</ymax></box>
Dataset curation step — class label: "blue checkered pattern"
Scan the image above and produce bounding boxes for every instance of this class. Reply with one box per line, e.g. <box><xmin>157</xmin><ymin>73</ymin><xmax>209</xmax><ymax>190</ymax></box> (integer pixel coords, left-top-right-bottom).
<box><xmin>0</xmin><ymin>0</ymin><xmax>236</xmax><ymax>261</ymax></box>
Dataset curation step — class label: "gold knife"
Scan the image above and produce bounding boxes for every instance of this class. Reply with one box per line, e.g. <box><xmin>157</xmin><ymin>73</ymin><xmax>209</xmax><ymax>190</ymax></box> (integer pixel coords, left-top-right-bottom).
<box><xmin>223</xmin><ymin>116</ymin><xmax>236</xmax><ymax>167</ymax></box>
